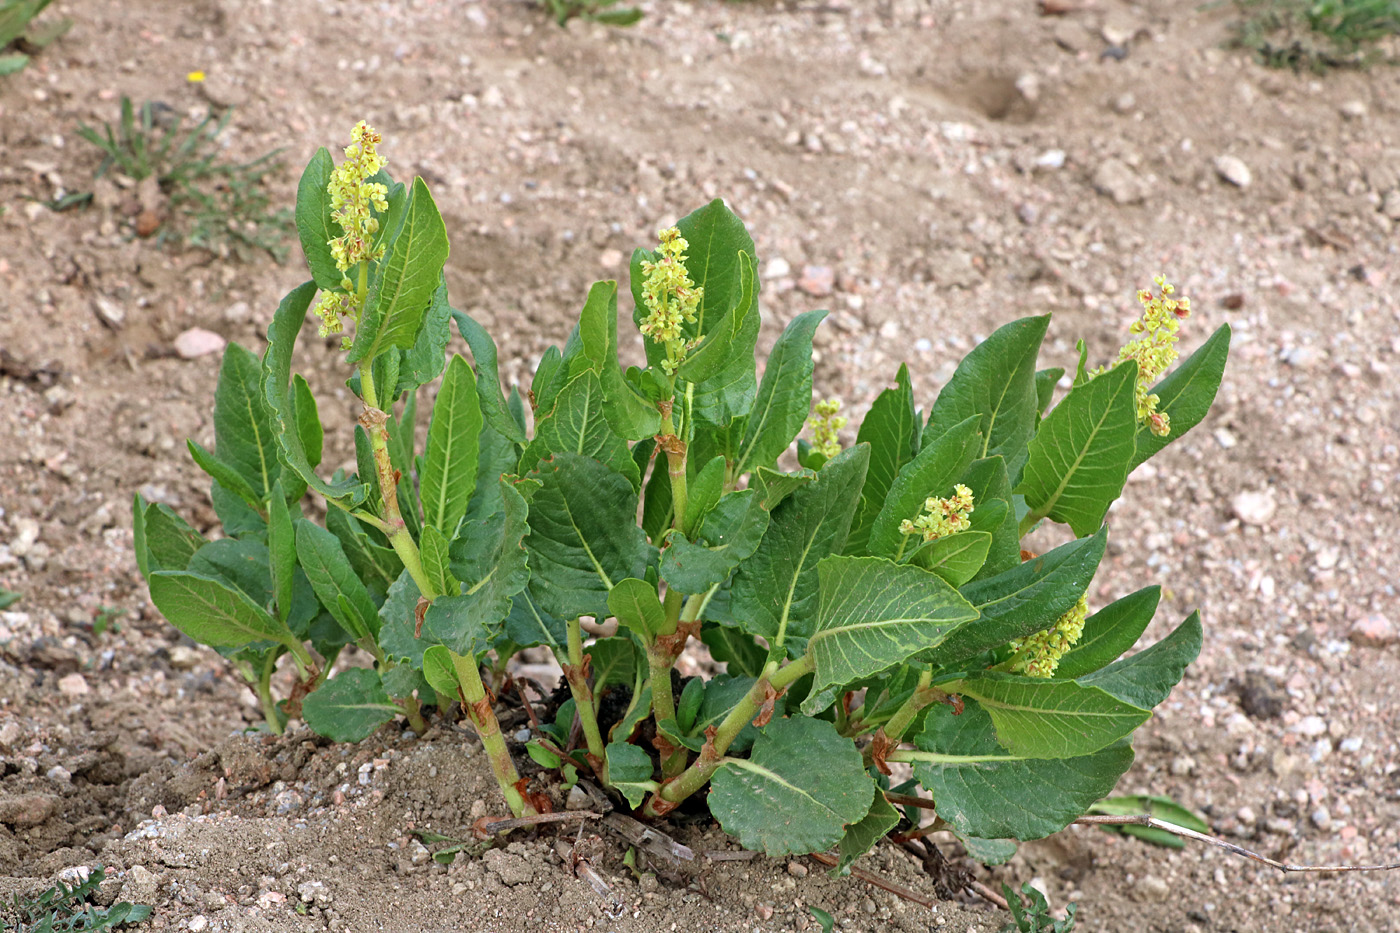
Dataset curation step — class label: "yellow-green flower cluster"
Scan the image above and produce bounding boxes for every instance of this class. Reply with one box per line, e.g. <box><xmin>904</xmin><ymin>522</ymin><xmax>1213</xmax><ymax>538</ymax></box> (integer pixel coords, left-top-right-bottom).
<box><xmin>311</xmin><ymin>121</ymin><xmax>391</xmax><ymax>340</ymax></box>
<box><xmin>1102</xmin><ymin>275</ymin><xmax>1192</xmax><ymax>438</ymax></box>
<box><xmin>1007</xmin><ymin>595</ymin><xmax>1089</xmax><ymax>678</ymax></box>
<box><xmin>808</xmin><ymin>398</ymin><xmax>847</xmax><ymax>459</ymax></box>
<box><xmin>899</xmin><ymin>484</ymin><xmax>975</xmax><ymax>542</ymax></box>
<box><xmin>639</xmin><ymin>227</ymin><xmax>703</xmax><ymax>375</ymax></box>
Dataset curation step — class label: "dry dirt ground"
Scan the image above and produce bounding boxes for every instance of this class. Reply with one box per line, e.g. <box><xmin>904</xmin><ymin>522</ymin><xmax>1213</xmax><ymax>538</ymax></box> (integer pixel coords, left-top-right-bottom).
<box><xmin>2</xmin><ymin>0</ymin><xmax>1400</xmax><ymax>930</ymax></box>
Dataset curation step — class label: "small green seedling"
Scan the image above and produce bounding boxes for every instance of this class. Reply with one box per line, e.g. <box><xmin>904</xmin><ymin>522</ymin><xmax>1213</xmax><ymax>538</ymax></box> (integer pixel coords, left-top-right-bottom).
<box><xmin>2</xmin><ymin>866</ymin><xmax>152</xmax><ymax>932</ymax></box>
<box><xmin>0</xmin><ymin>0</ymin><xmax>70</xmax><ymax>77</ymax></box>
<box><xmin>1000</xmin><ymin>881</ymin><xmax>1076</xmax><ymax>933</ymax></box>
<box><xmin>133</xmin><ymin>122</ymin><xmax>1230</xmax><ymax>871</ymax></box>
<box><xmin>542</xmin><ymin>0</ymin><xmax>642</xmax><ymax>27</ymax></box>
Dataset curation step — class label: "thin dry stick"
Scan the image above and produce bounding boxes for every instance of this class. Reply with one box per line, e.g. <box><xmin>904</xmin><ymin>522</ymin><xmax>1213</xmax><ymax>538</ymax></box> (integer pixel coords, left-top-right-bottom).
<box><xmin>968</xmin><ymin>879</ymin><xmax>1010</xmax><ymax>910</ymax></box>
<box><xmin>807</xmin><ymin>851</ymin><xmax>937</xmax><ymax>910</ymax></box>
<box><xmin>475</xmin><ymin>810</ymin><xmax>599</xmax><ymax>837</ymax></box>
<box><xmin>883</xmin><ymin>791</ymin><xmax>938</xmax><ymax>811</ymax></box>
<box><xmin>1074</xmin><ymin>815</ymin><xmax>1400</xmax><ymax>873</ymax></box>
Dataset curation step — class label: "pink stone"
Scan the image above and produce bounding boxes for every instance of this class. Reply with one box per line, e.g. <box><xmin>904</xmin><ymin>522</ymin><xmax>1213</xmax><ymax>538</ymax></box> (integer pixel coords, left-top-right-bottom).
<box><xmin>58</xmin><ymin>673</ymin><xmax>89</xmax><ymax>696</ymax></box>
<box><xmin>174</xmin><ymin>327</ymin><xmax>228</xmax><ymax>359</ymax></box>
<box><xmin>797</xmin><ymin>264</ymin><xmax>835</xmax><ymax>297</ymax></box>
<box><xmin>1349</xmin><ymin>613</ymin><xmax>1396</xmax><ymax>648</ymax></box>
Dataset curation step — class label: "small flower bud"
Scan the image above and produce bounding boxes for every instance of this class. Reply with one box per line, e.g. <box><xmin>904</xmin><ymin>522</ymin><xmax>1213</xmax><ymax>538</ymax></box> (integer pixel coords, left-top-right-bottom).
<box><xmin>808</xmin><ymin>398</ymin><xmax>847</xmax><ymax>458</ymax></box>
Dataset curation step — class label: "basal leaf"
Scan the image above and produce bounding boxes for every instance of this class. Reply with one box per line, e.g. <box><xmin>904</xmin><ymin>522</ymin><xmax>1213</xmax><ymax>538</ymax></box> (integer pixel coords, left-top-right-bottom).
<box><xmin>949</xmin><ymin>673</ymin><xmax>1150</xmax><ymax>759</ymax></box>
<box><xmin>421</xmin><ymin>645</ymin><xmax>460</xmax><ymax>698</ymax></box>
<box><xmin>1054</xmin><ymin>586</ymin><xmax>1160</xmax><ymax>680</ymax></box>
<box><xmin>834</xmin><ymin>785</ymin><xmax>900</xmax><ymax>876</ymax></box>
<box><xmin>925</xmin><ymin>315</ymin><xmax>1048</xmax><ymax>479</ymax></box>
<box><xmin>709</xmin><ymin>717</ymin><xmax>872</xmax><ymax>856</ymax></box>
<box><xmin>806</xmin><ymin>556</ymin><xmax>979</xmax><ymax>701</ymax></box>
<box><xmin>421</xmin><ymin>354</ymin><xmax>483</xmax><ymax>536</ymax></box>
<box><xmin>187</xmin><ymin>537</ymin><xmax>273</xmax><ymax>607</ymax></box>
<box><xmin>301</xmin><ymin>668</ymin><xmax>398</xmax><ymax>742</ymax></box>
<box><xmin>267</xmin><ymin>483</ymin><xmax>296</xmax><ymax>624</ymax></box>
<box><xmin>525</xmin><ymin>454</ymin><xmax>654</xmax><ymax>620</ymax></box>
<box><xmin>1017</xmin><ymin>360</ymin><xmax>1139</xmax><ymax>536</ymax></box>
<box><xmin>605</xmin><ymin>741</ymin><xmax>656</xmax><ymax>808</ymax></box>
<box><xmin>504</xmin><ymin>591</ymin><xmax>567</xmax><ymax>652</ymax></box>
<box><xmin>729</xmin><ymin>445</ymin><xmax>868</xmax><ymax>653</ymax></box>
<box><xmin>147</xmin><ymin>571</ymin><xmax>290</xmax><ymax>649</ymax></box>
<box><xmin>910</xmin><ymin>701</ymin><xmax>1134</xmax><ymax>841</ymax></box>
<box><xmin>1079</xmin><ymin>611</ymin><xmax>1202</xmax><ymax>709</ymax></box>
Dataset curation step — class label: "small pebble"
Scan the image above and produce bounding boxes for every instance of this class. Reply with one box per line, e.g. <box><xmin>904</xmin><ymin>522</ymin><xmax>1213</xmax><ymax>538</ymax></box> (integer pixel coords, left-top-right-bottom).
<box><xmin>1311</xmin><ymin>807</ymin><xmax>1331</xmax><ymax>831</ymax></box>
<box><xmin>1293</xmin><ymin>716</ymin><xmax>1327</xmax><ymax>738</ymax></box>
<box><xmin>1349</xmin><ymin>614</ymin><xmax>1396</xmax><ymax>647</ymax></box>
<box><xmin>174</xmin><ymin>328</ymin><xmax>227</xmax><ymax>360</ymax></box>
<box><xmin>1214</xmin><ymin>155</ymin><xmax>1252</xmax><ymax>188</ymax></box>
<box><xmin>787</xmin><ymin>861</ymin><xmax>808</xmax><ymax>878</ymax></box>
<box><xmin>1231</xmin><ymin>490</ymin><xmax>1276</xmax><ymax>526</ymax></box>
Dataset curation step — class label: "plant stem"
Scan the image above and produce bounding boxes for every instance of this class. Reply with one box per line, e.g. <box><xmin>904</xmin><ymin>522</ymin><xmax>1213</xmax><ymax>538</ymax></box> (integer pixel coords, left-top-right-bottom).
<box><xmin>399</xmin><ymin>694</ymin><xmax>428</xmax><ymax>735</ymax></box>
<box><xmin>257</xmin><ymin>650</ymin><xmax>285</xmax><ymax>735</ymax></box>
<box><xmin>451</xmin><ymin>650</ymin><xmax>533</xmax><ymax>817</ymax></box>
<box><xmin>565</xmin><ymin>617</ymin><xmax>606</xmax><ymax>763</ymax></box>
<box><xmin>881</xmin><ymin>670</ymin><xmax>937</xmax><ymax>744</ymax></box>
<box><xmin>646</xmin><ymin>654</ymin><xmax>814</xmax><ymax>815</ymax></box>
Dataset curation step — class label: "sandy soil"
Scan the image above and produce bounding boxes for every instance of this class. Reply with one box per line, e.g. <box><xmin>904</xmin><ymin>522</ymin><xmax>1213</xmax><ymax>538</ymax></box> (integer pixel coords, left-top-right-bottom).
<box><xmin>2</xmin><ymin>0</ymin><xmax>1399</xmax><ymax>930</ymax></box>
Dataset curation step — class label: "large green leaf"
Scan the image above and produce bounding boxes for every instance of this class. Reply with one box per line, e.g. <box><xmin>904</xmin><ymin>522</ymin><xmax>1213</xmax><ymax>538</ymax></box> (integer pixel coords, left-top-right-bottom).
<box><xmin>301</xmin><ymin>668</ymin><xmax>398</xmax><ymax>742</ymax></box>
<box><xmin>676</xmin><ymin>250</ymin><xmax>757</xmax><ymax>389</ymax></box>
<box><xmin>421</xmin><ymin>354</ymin><xmax>483</xmax><ymax>536</ymax></box>
<box><xmin>806</xmin><ymin>556</ymin><xmax>979</xmax><ymax>701</ymax></box>
<box><xmin>186</xmin><ymin>440</ymin><xmax>261</xmax><ymax>514</ymax></box>
<box><xmin>395</xmin><ymin>280</ymin><xmax>453</xmax><ymax>398</ymax></box>
<box><xmin>263</xmin><ymin>282</ymin><xmax>365</xmax><ymax>508</ymax></box>
<box><xmin>1130</xmin><ymin>324</ymin><xmax>1231</xmax><ymax>470</ymax></box>
<box><xmin>187</xmin><ymin>538</ymin><xmax>273</xmax><ymax>607</ymax></box>
<box><xmin>213</xmin><ymin>342</ymin><xmax>280</xmax><ymax>502</ymax></box>
<box><xmin>925</xmin><ymin>315</ymin><xmax>1048</xmax><ymax>479</ymax></box>
<box><xmin>1017</xmin><ymin>360</ymin><xmax>1139</xmax><ymax>536</ymax></box>
<box><xmin>948</xmin><ymin>673</ymin><xmax>1150</xmax><ymax>759</ymax></box>
<box><xmin>296</xmin><ymin>521</ymin><xmax>380</xmax><ymax>642</ymax></box>
<box><xmin>910</xmin><ymin>701</ymin><xmax>1134</xmax><ymax>840</ymax></box>
<box><xmin>1080</xmin><ymin>611</ymin><xmax>1202</xmax><ymax>709</ymax></box>
<box><xmin>660</xmin><ymin>489</ymin><xmax>769</xmax><ymax>594</ymax></box>
<box><xmin>503</xmin><ymin>591</ymin><xmax>567</xmax><ymax>652</ymax></box>
<box><xmin>451</xmin><ymin>309</ymin><xmax>528</xmax><ymax>445</ymax></box>
<box><xmin>525</xmin><ymin>453</ymin><xmax>654</xmax><ymax>620</ymax></box>
<box><xmin>709</xmin><ymin>717</ymin><xmax>872</xmax><ymax>856</ymax></box>
<box><xmin>376</xmin><ymin>570</ymin><xmax>428</xmax><ymax>666</ymax></box>
<box><xmin>701</xmin><ymin>626</ymin><xmax>767</xmax><ymax>678</ymax></box>
<box><xmin>732</xmin><ymin>310</ymin><xmax>827</xmax><ymax>477</ymax></box>
<box><xmin>576</xmin><ymin>280</ymin><xmax>661</xmax><ymax>440</ymax></box>
<box><xmin>834</xmin><ymin>785</ymin><xmax>901</xmax><ymax>876</ymax></box>
<box><xmin>607</xmin><ymin>578</ymin><xmax>666</xmax><ymax>645</ymax></box>
<box><xmin>688</xmin><ymin>303</ymin><xmax>760</xmax><ymax>426</ymax></box>
<box><xmin>522</xmin><ymin>369</ymin><xmax>639</xmax><ymax>488</ymax></box>
<box><xmin>350</xmin><ymin>177</ymin><xmax>450</xmax><ymax>364</ymax></box>
<box><xmin>147</xmin><ymin>571</ymin><xmax>291</xmax><ymax>649</ymax></box>
<box><xmin>907</xmin><ymin>529</ymin><xmax>993</xmax><ymax>587</ymax></box>
<box><xmin>847</xmin><ymin>364</ymin><xmax>918</xmax><ymax>555</ymax></box>
<box><xmin>1055</xmin><ymin>586</ymin><xmax>1160</xmax><ymax>680</ymax></box>
<box><xmin>867</xmin><ymin>415</ymin><xmax>982</xmax><ymax>560</ymax></box>
<box><xmin>425</xmin><ymin>480</ymin><xmax>531</xmax><ymax>657</ymax></box>
<box><xmin>294</xmin><ymin>148</ymin><xmax>340</xmax><ymax>291</ymax></box>
<box><xmin>138</xmin><ymin>502</ymin><xmax>206</xmax><ymax>573</ymax></box>
<box><xmin>935</xmin><ymin>527</ymin><xmax>1107</xmax><ymax>664</ymax></box>
<box><xmin>291</xmin><ymin>375</ymin><xmax>324</xmax><ymax>471</ymax></box>
<box><xmin>729</xmin><ymin>445</ymin><xmax>869</xmax><ymax>653</ymax></box>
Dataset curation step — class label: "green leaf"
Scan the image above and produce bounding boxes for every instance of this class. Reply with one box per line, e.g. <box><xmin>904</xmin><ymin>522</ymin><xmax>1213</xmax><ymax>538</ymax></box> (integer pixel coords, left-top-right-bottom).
<box><xmin>301</xmin><ymin>668</ymin><xmax>398</xmax><ymax>742</ymax></box>
<box><xmin>525</xmin><ymin>453</ymin><xmax>655</xmax><ymax>620</ymax></box>
<box><xmin>294</xmin><ymin>148</ymin><xmax>341</xmax><ymax>291</ymax></box>
<box><xmin>292</xmin><ymin>374</ymin><xmax>324</xmax><ymax>470</ymax></box>
<box><xmin>351</xmin><ymin>177</ymin><xmax>450</xmax><ymax>363</ymax></box>
<box><xmin>147</xmin><ymin>571</ymin><xmax>291</xmax><ymax>649</ymax></box>
<box><xmin>1055</xmin><ymin>586</ymin><xmax>1160</xmax><ymax>680</ymax></box>
<box><xmin>936</xmin><ymin>526</ymin><xmax>1107</xmax><ymax>664</ymax></box>
<box><xmin>925</xmin><ymin>315</ymin><xmax>1048</xmax><ymax>479</ymax></box>
<box><xmin>1080</xmin><ymin>611</ymin><xmax>1202</xmax><ymax>709</ymax></box>
<box><xmin>213</xmin><ymin>342</ymin><xmax>280</xmax><ymax>501</ymax></box>
<box><xmin>806</xmin><ymin>556</ymin><xmax>979</xmax><ymax>701</ymax></box>
<box><xmin>608</xmin><ymin>578</ymin><xmax>666</xmax><ymax>644</ymax></box>
<box><xmin>421</xmin><ymin>645</ymin><xmax>460</xmax><ymax>698</ymax></box>
<box><xmin>296</xmin><ymin>521</ymin><xmax>380</xmax><ymax>642</ymax></box>
<box><xmin>267</xmin><ymin>483</ymin><xmax>296</xmax><ymax>624</ymax></box>
<box><xmin>605</xmin><ymin>741</ymin><xmax>656</xmax><ymax>808</ymax></box>
<box><xmin>949</xmin><ymin>673</ymin><xmax>1150</xmax><ymax>758</ymax></box>
<box><xmin>418</xmin><ymin>523</ymin><xmax>457</xmax><ymax>599</ymax></box>
<box><xmin>834</xmin><ymin>785</ymin><xmax>900</xmax><ymax>876</ymax></box>
<box><xmin>264</xmin><ymin>282</ymin><xmax>365</xmax><ymax>508</ymax></box>
<box><xmin>1035</xmin><ymin>367</ymin><xmax>1064</xmax><ymax>415</ymax></box>
<box><xmin>732</xmin><ymin>310</ymin><xmax>827</xmax><ymax>477</ymax></box>
<box><xmin>910</xmin><ymin>701</ymin><xmax>1135</xmax><ymax>840</ymax></box>
<box><xmin>677</xmin><ymin>250</ymin><xmax>757</xmax><ymax>385</ymax></box>
<box><xmin>688</xmin><ymin>303</ymin><xmax>760</xmax><ymax>426</ymax></box>
<box><xmin>381</xmin><ymin>663</ymin><xmax>432</xmax><ymax>703</ymax></box>
<box><xmin>907</xmin><ymin>530</ymin><xmax>993</xmax><ymax>587</ymax></box>
<box><xmin>426</xmin><ymin>480</ymin><xmax>532</xmax><ymax>657</ymax></box>
<box><xmin>377</xmin><ymin>570</ymin><xmax>428</xmax><ymax>666</ymax></box>
<box><xmin>451</xmin><ymin>309</ymin><xmax>528</xmax><ymax>445</ymax></box>
<box><xmin>531</xmin><ymin>344</ymin><xmax>568</xmax><ymax>416</ymax></box>
<box><xmin>682</xmin><ymin>455</ymin><xmax>726</xmax><ymax>536</ymax></box>
<box><xmin>131</xmin><ymin>493</ymin><xmax>151</xmax><ymax>578</ymax></box>
<box><xmin>187</xmin><ymin>538</ymin><xmax>273</xmax><ymax>606</ymax></box>
<box><xmin>847</xmin><ymin>364</ymin><xmax>918</xmax><ymax>555</ymax></box>
<box><xmin>671</xmin><ymin>673</ymin><xmax>774</xmax><ymax>754</ymax></box>
<box><xmin>504</xmin><ymin>591</ymin><xmax>567</xmax><ymax>652</ymax></box>
<box><xmin>576</xmin><ymin>280</ymin><xmax>661</xmax><ymax>440</ymax></box>
<box><xmin>958</xmin><ymin>457</ymin><xmax>1021</xmax><ymax>580</ymax></box>
<box><xmin>1017</xmin><ymin>360</ymin><xmax>1139</xmax><ymax>536</ymax></box>
<box><xmin>753</xmin><ymin>466</ymin><xmax>817</xmax><ymax>510</ymax></box>
<box><xmin>139</xmin><ymin>502</ymin><xmax>206</xmax><ymax>573</ymax></box>
<box><xmin>867</xmin><ymin>414</ymin><xmax>982</xmax><ymax>560</ymax></box>
<box><xmin>957</xmin><ymin>835</ymin><xmax>1018</xmax><ymax>865</ymax></box>
<box><xmin>710</xmin><ymin>717</ymin><xmax>873</xmax><ymax>856</ymax></box>
<box><xmin>326</xmin><ymin>508</ymin><xmax>400</xmax><ymax>594</ymax></box>
<box><xmin>588</xmin><ymin>636</ymin><xmax>641</xmax><ymax>697</ymax></box>
<box><xmin>187</xmin><ymin>440</ymin><xmax>262</xmax><ymax>513</ymax></box>
<box><xmin>395</xmin><ymin>280</ymin><xmax>452</xmax><ymax>398</ymax></box>
<box><xmin>421</xmin><ymin>354</ymin><xmax>483</xmax><ymax>536</ymax></box>
<box><xmin>729</xmin><ymin>445</ymin><xmax>869</xmax><ymax>653</ymax></box>
<box><xmin>1130</xmin><ymin>323</ymin><xmax>1231</xmax><ymax>470</ymax></box>
<box><xmin>1088</xmin><ymin>794</ymin><xmax>1209</xmax><ymax>849</ymax></box>
<box><xmin>465</xmin><ymin>423</ymin><xmax>520</xmax><ymax>527</ymax></box>
<box><xmin>701</xmin><ymin>626</ymin><xmax>767</xmax><ymax>678</ymax></box>
<box><xmin>676</xmin><ymin>676</ymin><xmax>705</xmax><ymax>733</ymax></box>
<box><xmin>522</xmin><ymin>369</ymin><xmax>640</xmax><ymax>488</ymax></box>
<box><xmin>660</xmin><ymin>489</ymin><xmax>770</xmax><ymax>594</ymax></box>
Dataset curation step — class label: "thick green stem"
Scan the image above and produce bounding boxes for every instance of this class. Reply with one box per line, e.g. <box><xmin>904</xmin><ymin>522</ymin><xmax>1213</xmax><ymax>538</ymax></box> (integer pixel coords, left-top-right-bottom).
<box><xmin>646</xmin><ymin>655</ymin><xmax>814</xmax><ymax>815</ymax></box>
<box><xmin>399</xmin><ymin>694</ymin><xmax>428</xmax><ymax>735</ymax></box>
<box><xmin>882</xmin><ymin>670</ymin><xmax>936</xmax><ymax>744</ymax></box>
<box><xmin>566</xmin><ymin>618</ymin><xmax>606</xmax><ymax>763</ymax></box>
<box><xmin>257</xmin><ymin>650</ymin><xmax>285</xmax><ymax>735</ymax></box>
<box><xmin>452</xmin><ymin>650</ymin><xmax>533</xmax><ymax>817</ymax></box>
<box><xmin>358</xmin><ymin>361</ymin><xmax>434</xmax><ymax>598</ymax></box>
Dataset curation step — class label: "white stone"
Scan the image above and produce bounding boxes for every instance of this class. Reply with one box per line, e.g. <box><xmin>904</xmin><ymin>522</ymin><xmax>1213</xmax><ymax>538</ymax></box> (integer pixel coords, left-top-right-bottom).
<box><xmin>1232</xmin><ymin>490</ymin><xmax>1276</xmax><ymax>526</ymax></box>
<box><xmin>1215</xmin><ymin>155</ymin><xmax>1252</xmax><ymax>188</ymax></box>
<box><xmin>174</xmin><ymin>328</ymin><xmax>227</xmax><ymax>359</ymax></box>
